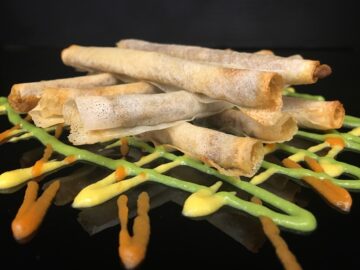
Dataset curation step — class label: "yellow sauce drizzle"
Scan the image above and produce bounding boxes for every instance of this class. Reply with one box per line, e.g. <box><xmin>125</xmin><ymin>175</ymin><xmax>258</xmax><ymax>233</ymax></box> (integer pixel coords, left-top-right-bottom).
<box><xmin>348</xmin><ymin>127</ymin><xmax>360</xmax><ymax>136</ymax></box>
<box><xmin>118</xmin><ymin>192</ymin><xmax>150</xmax><ymax>269</ymax></box>
<box><xmin>11</xmin><ymin>180</ymin><xmax>60</xmax><ymax>242</ymax></box>
<box><xmin>73</xmin><ymin>171</ymin><xmax>147</xmax><ymax>208</ymax></box>
<box><xmin>326</xmin><ymin>145</ymin><xmax>343</xmax><ymax>158</ymax></box>
<box><xmin>307</xmin><ymin>142</ymin><xmax>329</xmax><ymax>153</ymax></box>
<box><xmin>318</xmin><ymin>159</ymin><xmax>344</xmax><ymax>177</ymax></box>
<box><xmin>250</xmin><ymin>167</ymin><xmax>279</xmax><ymax>185</ymax></box>
<box><xmin>251</xmin><ymin>196</ymin><xmax>302</xmax><ymax>270</ymax></box>
<box><xmin>182</xmin><ymin>181</ymin><xmax>226</xmax><ymax>217</ymax></box>
<box><xmin>288</xmin><ymin>151</ymin><xmax>306</xmax><ymax>162</ymax></box>
<box><xmin>0</xmin><ymin>160</ymin><xmax>69</xmax><ymax>189</ymax></box>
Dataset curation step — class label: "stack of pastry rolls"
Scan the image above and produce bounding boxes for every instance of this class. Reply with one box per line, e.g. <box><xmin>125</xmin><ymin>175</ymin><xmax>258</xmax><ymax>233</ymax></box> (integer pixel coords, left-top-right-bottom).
<box><xmin>8</xmin><ymin>39</ymin><xmax>343</xmax><ymax>177</ymax></box>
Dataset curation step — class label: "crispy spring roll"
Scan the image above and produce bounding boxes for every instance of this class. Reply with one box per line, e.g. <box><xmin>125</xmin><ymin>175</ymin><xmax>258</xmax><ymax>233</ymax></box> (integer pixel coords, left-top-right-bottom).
<box><xmin>237</xmin><ymin>108</ymin><xmax>285</xmax><ymax>126</ymax></box>
<box><xmin>205</xmin><ymin>109</ymin><xmax>297</xmax><ymax>143</ymax></box>
<box><xmin>63</xmin><ymin>91</ymin><xmax>230</xmax><ymax>145</ymax></box>
<box><xmin>61</xmin><ymin>45</ymin><xmax>283</xmax><ymax>110</ymax></box>
<box><xmin>30</xmin><ymin>82</ymin><xmax>157</xmax><ymax>128</ymax></box>
<box><xmin>282</xmin><ymin>96</ymin><xmax>345</xmax><ymax>130</ymax></box>
<box><xmin>117</xmin><ymin>39</ymin><xmax>331</xmax><ymax>85</ymax></box>
<box><xmin>8</xmin><ymin>73</ymin><xmax>118</xmax><ymax>113</ymax></box>
<box><xmin>140</xmin><ymin>122</ymin><xmax>264</xmax><ymax>177</ymax></box>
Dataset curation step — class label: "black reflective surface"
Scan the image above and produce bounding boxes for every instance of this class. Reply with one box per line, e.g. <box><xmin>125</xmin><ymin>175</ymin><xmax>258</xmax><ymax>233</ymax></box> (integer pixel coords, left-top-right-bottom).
<box><xmin>1</xmin><ymin>47</ymin><xmax>360</xmax><ymax>269</ymax></box>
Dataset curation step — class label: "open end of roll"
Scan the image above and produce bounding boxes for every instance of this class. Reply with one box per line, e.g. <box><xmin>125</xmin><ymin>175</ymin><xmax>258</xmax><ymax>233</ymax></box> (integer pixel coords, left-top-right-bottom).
<box><xmin>278</xmin><ymin>117</ymin><xmax>298</xmax><ymax>142</ymax></box>
<box><xmin>332</xmin><ymin>101</ymin><xmax>345</xmax><ymax>128</ymax></box>
<box><xmin>8</xmin><ymin>87</ymin><xmax>39</xmax><ymax>113</ymax></box>
<box><xmin>250</xmin><ymin>141</ymin><xmax>265</xmax><ymax>166</ymax></box>
<box><xmin>314</xmin><ymin>64</ymin><xmax>332</xmax><ymax>80</ymax></box>
<box><xmin>267</xmin><ymin>73</ymin><xmax>284</xmax><ymax>110</ymax></box>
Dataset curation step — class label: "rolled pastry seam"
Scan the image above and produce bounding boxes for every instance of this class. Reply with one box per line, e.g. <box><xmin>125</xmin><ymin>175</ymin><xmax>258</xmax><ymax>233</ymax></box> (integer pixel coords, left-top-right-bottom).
<box><xmin>117</xmin><ymin>39</ymin><xmax>331</xmax><ymax>85</ymax></box>
<box><xmin>140</xmin><ymin>122</ymin><xmax>264</xmax><ymax>177</ymax></box>
<box><xmin>205</xmin><ymin>109</ymin><xmax>298</xmax><ymax>143</ymax></box>
<box><xmin>61</xmin><ymin>45</ymin><xmax>283</xmax><ymax>110</ymax></box>
<box><xmin>63</xmin><ymin>91</ymin><xmax>230</xmax><ymax>145</ymax></box>
<box><xmin>282</xmin><ymin>96</ymin><xmax>345</xmax><ymax>130</ymax></box>
<box><xmin>8</xmin><ymin>73</ymin><xmax>118</xmax><ymax>113</ymax></box>
<box><xmin>29</xmin><ymin>82</ymin><xmax>157</xmax><ymax>128</ymax></box>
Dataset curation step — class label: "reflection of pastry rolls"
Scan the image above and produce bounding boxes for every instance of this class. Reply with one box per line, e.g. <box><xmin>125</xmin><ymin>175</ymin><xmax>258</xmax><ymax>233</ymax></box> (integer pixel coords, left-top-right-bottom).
<box><xmin>30</xmin><ymin>82</ymin><xmax>157</xmax><ymax>128</ymax></box>
<box><xmin>8</xmin><ymin>73</ymin><xmax>117</xmax><ymax>113</ymax></box>
<box><xmin>205</xmin><ymin>109</ymin><xmax>297</xmax><ymax>143</ymax></box>
<box><xmin>117</xmin><ymin>39</ymin><xmax>331</xmax><ymax>85</ymax></box>
<box><xmin>141</xmin><ymin>122</ymin><xmax>264</xmax><ymax>177</ymax></box>
<box><xmin>61</xmin><ymin>45</ymin><xmax>283</xmax><ymax>110</ymax></box>
<box><xmin>283</xmin><ymin>96</ymin><xmax>345</xmax><ymax>130</ymax></box>
<box><xmin>63</xmin><ymin>91</ymin><xmax>229</xmax><ymax>145</ymax></box>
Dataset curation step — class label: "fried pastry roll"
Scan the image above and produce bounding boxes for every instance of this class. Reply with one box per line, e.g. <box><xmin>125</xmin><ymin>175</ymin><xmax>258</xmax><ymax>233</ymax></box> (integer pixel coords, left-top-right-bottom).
<box><xmin>117</xmin><ymin>39</ymin><xmax>331</xmax><ymax>85</ymax></box>
<box><xmin>61</xmin><ymin>45</ymin><xmax>283</xmax><ymax>110</ymax></box>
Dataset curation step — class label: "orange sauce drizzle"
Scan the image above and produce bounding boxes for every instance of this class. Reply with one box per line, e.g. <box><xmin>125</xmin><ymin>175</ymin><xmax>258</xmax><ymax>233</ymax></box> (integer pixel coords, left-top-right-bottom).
<box><xmin>0</xmin><ymin>124</ymin><xmax>20</xmax><ymax>142</ymax></box>
<box><xmin>31</xmin><ymin>124</ymin><xmax>67</xmax><ymax>178</ymax></box>
<box><xmin>118</xmin><ymin>192</ymin><xmax>150</xmax><ymax>269</ymax></box>
<box><xmin>265</xmin><ymin>143</ymin><xmax>277</xmax><ymax>152</ymax></box>
<box><xmin>282</xmin><ymin>158</ymin><xmax>352</xmax><ymax>211</ymax></box>
<box><xmin>120</xmin><ymin>137</ymin><xmax>129</xmax><ymax>157</ymax></box>
<box><xmin>115</xmin><ymin>166</ymin><xmax>127</xmax><ymax>182</ymax></box>
<box><xmin>54</xmin><ymin>123</ymin><xmax>64</xmax><ymax>139</ymax></box>
<box><xmin>325</xmin><ymin>137</ymin><xmax>345</xmax><ymax>148</ymax></box>
<box><xmin>251</xmin><ymin>197</ymin><xmax>302</xmax><ymax>270</ymax></box>
<box><xmin>64</xmin><ymin>155</ymin><xmax>77</xmax><ymax>164</ymax></box>
<box><xmin>304</xmin><ymin>156</ymin><xmax>324</xmax><ymax>173</ymax></box>
<box><xmin>32</xmin><ymin>144</ymin><xmax>53</xmax><ymax>178</ymax></box>
<box><xmin>11</xmin><ymin>180</ymin><xmax>60</xmax><ymax>242</ymax></box>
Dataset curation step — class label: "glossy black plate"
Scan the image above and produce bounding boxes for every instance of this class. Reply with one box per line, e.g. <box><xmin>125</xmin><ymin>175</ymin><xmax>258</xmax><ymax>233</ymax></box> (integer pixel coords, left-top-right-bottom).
<box><xmin>1</xmin><ymin>47</ymin><xmax>360</xmax><ymax>269</ymax></box>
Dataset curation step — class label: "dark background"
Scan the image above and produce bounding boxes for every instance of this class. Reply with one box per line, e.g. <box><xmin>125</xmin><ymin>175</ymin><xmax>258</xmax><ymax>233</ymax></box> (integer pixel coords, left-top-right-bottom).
<box><xmin>0</xmin><ymin>0</ymin><xmax>358</xmax><ymax>48</ymax></box>
<box><xmin>1</xmin><ymin>1</ymin><xmax>360</xmax><ymax>269</ymax></box>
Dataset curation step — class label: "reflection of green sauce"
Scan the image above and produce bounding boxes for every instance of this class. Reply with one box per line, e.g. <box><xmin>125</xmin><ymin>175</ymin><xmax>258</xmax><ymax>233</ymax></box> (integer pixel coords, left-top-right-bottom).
<box><xmin>0</xmin><ymin>97</ymin><xmax>316</xmax><ymax>232</ymax></box>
